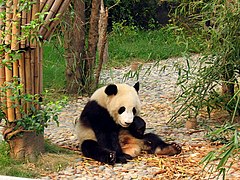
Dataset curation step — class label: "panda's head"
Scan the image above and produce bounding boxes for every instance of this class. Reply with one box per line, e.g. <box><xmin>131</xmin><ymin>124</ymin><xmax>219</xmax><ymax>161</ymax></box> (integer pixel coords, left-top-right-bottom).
<box><xmin>91</xmin><ymin>82</ymin><xmax>141</xmax><ymax>127</ymax></box>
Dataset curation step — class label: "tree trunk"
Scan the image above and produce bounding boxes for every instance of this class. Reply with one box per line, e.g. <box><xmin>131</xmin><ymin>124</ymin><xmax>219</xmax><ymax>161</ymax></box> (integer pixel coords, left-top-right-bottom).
<box><xmin>85</xmin><ymin>0</ymin><xmax>101</xmax><ymax>92</ymax></box>
<box><xmin>65</xmin><ymin>0</ymin><xmax>86</xmax><ymax>94</ymax></box>
<box><xmin>7</xmin><ymin>132</ymin><xmax>45</xmax><ymax>162</ymax></box>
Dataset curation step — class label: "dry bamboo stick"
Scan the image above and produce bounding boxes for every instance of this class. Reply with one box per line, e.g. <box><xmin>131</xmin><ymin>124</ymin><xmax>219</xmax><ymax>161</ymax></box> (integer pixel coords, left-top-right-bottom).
<box><xmin>40</xmin><ymin>0</ymin><xmax>54</xmax><ymax>13</ymax></box>
<box><xmin>11</xmin><ymin>0</ymin><xmax>20</xmax><ymax>50</ymax></box>
<box><xmin>0</xmin><ymin>0</ymin><xmax>6</xmax><ymax>114</ymax></box>
<box><xmin>40</xmin><ymin>0</ymin><xmax>47</xmax><ymax>12</ymax></box>
<box><xmin>30</xmin><ymin>49</ymin><xmax>35</xmax><ymax>95</ymax></box>
<box><xmin>5</xmin><ymin>0</ymin><xmax>13</xmax><ymax>45</ymax></box>
<box><xmin>34</xmin><ymin>45</ymin><xmax>40</xmax><ymax>110</ymax></box>
<box><xmin>26</xmin><ymin>6</ymin><xmax>32</xmax><ymax>48</ymax></box>
<box><xmin>0</xmin><ymin>3</ymin><xmax>6</xmax><ymax>45</ymax></box>
<box><xmin>39</xmin><ymin>46</ymin><xmax>43</xmax><ymax>94</ymax></box>
<box><xmin>30</xmin><ymin>0</ymin><xmax>40</xmax><ymax>48</ymax></box>
<box><xmin>34</xmin><ymin>45</ymin><xmax>39</xmax><ymax>95</ymax></box>
<box><xmin>20</xmin><ymin>10</ymin><xmax>27</xmax><ymax>49</ymax></box>
<box><xmin>25</xmin><ymin>50</ymin><xmax>32</xmax><ymax>113</ymax></box>
<box><xmin>5</xmin><ymin>53</ymin><xmax>15</xmax><ymax>122</ymax></box>
<box><xmin>19</xmin><ymin>52</ymin><xmax>26</xmax><ymax>113</ymax></box>
<box><xmin>43</xmin><ymin>0</ymin><xmax>70</xmax><ymax>40</ymax></box>
<box><xmin>39</xmin><ymin>0</ymin><xmax>63</xmax><ymax>38</ymax></box>
<box><xmin>0</xmin><ymin>54</ymin><xmax>7</xmax><ymax>116</ymax></box>
<box><xmin>13</xmin><ymin>60</ymin><xmax>21</xmax><ymax>120</ymax></box>
<box><xmin>39</xmin><ymin>0</ymin><xmax>55</xmax><ymax>38</ymax></box>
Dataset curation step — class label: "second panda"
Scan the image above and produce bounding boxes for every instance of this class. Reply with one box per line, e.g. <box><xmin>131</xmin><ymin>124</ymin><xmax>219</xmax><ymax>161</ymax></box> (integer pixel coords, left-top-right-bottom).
<box><xmin>75</xmin><ymin>82</ymin><xmax>181</xmax><ymax>165</ymax></box>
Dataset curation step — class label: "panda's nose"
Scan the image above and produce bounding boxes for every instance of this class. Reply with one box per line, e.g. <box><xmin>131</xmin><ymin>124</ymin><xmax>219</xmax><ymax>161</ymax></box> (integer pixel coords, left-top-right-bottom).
<box><xmin>125</xmin><ymin>122</ymin><xmax>131</xmax><ymax>126</ymax></box>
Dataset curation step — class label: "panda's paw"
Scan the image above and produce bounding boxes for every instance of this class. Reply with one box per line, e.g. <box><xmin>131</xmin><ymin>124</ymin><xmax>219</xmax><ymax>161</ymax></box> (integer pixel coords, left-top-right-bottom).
<box><xmin>155</xmin><ymin>142</ymin><xmax>182</xmax><ymax>156</ymax></box>
<box><xmin>170</xmin><ymin>143</ymin><xmax>182</xmax><ymax>155</ymax></box>
<box><xmin>116</xmin><ymin>153</ymin><xmax>132</xmax><ymax>164</ymax></box>
<box><xmin>105</xmin><ymin>151</ymin><xmax>116</xmax><ymax>165</ymax></box>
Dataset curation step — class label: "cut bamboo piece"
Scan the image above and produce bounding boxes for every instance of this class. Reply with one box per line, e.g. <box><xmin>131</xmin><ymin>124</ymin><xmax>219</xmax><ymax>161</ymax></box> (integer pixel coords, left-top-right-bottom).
<box><xmin>11</xmin><ymin>0</ymin><xmax>20</xmax><ymax>50</ymax></box>
<box><xmin>19</xmin><ymin>52</ymin><xmax>26</xmax><ymax>113</ymax></box>
<box><xmin>30</xmin><ymin>49</ymin><xmax>35</xmax><ymax>95</ymax></box>
<box><xmin>44</xmin><ymin>0</ymin><xmax>71</xmax><ymax>40</ymax></box>
<box><xmin>26</xmin><ymin>6</ymin><xmax>32</xmax><ymax>48</ymax></box>
<box><xmin>30</xmin><ymin>0</ymin><xmax>40</xmax><ymax>48</ymax></box>
<box><xmin>0</xmin><ymin>53</ymin><xmax>6</xmax><ymax>116</ymax></box>
<box><xmin>5</xmin><ymin>53</ymin><xmax>15</xmax><ymax>122</ymax></box>
<box><xmin>13</xmin><ymin>60</ymin><xmax>21</xmax><ymax>120</ymax></box>
<box><xmin>39</xmin><ymin>0</ymin><xmax>63</xmax><ymax>38</ymax></box>
<box><xmin>5</xmin><ymin>0</ymin><xmax>13</xmax><ymax>45</ymax></box>
<box><xmin>0</xmin><ymin>3</ymin><xmax>6</xmax><ymax>44</ymax></box>
<box><xmin>34</xmin><ymin>46</ymin><xmax>39</xmax><ymax>95</ymax></box>
<box><xmin>39</xmin><ymin>46</ymin><xmax>43</xmax><ymax>94</ymax></box>
<box><xmin>40</xmin><ymin>0</ymin><xmax>54</xmax><ymax>13</ymax></box>
<box><xmin>24</xmin><ymin>50</ymin><xmax>32</xmax><ymax>113</ymax></box>
<box><xmin>34</xmin><ymin>45</ymin><xmax>40</xmax><ymax>110</ymax></box>
<box><xmin>40</xmin><ymin>0</ymin><xmax>47</xmax><ymax>12</ymax></box>
<box><xmin>20</xmin><ymin>10</ymin><xmax>27</xmax><ymax>49</ymax></box>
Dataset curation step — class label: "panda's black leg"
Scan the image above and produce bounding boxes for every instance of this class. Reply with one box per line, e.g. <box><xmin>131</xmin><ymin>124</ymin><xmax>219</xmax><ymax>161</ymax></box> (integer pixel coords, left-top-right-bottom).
<box><xmin>143</xmin><ymin>133</ymin><xmax>182</xmax><ymax>156</ymax></box>
<box><xmin>81</xmin><ymin>140</ymin><xmax>116</xmax><ymax>165</ymax></box>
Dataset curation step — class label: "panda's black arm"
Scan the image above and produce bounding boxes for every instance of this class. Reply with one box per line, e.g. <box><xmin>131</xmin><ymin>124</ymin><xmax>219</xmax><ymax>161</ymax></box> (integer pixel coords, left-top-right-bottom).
<box><xmin>110</xmin><ymin>131</ymin><xmax>132</xmax><ymax>163</ymax></box>
<box><xmin>127</xmin><ymin>116</ymin><xmax>146</xmax><ymax>139</ymax></box>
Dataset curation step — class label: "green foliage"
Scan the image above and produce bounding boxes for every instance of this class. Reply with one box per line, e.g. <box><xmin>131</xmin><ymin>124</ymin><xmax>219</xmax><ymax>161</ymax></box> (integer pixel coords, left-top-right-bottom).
<box><xmin>201</xmin><ymin>124</ymin><xmax>240</xmax><ymax>179</ymax></box>
<box><xmin>170</xmin><ymin>0</ymin><xmax>240</xmax><ymax>178</ymax></box>
<box><xmin>0</xmin><ymin>80</ymin><xmax>68</xmax><ymax>136</ymax></box>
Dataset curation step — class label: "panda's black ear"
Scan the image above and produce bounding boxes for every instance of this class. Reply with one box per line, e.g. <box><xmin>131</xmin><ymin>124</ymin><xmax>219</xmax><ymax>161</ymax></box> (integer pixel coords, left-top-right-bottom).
<box><xmin>105</xmin><ymin>84</ymin><xmax>118</xmax><ymax>96</ymax></box>
<box><xmin>133</xmin><ymin>82</ymin><xmax>139</xmax><ymax>93</ymax></box>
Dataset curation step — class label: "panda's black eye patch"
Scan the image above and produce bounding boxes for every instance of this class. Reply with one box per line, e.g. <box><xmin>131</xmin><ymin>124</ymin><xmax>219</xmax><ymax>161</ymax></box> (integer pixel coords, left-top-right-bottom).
<box><xmin>132</xmin><ymin>107</ymin><xmax>136</xmax><ymax>115</ymax></box>
<box><xmin>118</xmin><ymin>107</ymin><xmax>125</xmax><ymax>114</ymax></box>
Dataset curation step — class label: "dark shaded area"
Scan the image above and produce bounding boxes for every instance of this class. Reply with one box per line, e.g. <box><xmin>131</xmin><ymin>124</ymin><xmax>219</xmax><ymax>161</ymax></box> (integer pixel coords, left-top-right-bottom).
<box><xmin>107</xmin><ymin>0</ymin><xmax>178</xmax><ymax>30</ymax></box>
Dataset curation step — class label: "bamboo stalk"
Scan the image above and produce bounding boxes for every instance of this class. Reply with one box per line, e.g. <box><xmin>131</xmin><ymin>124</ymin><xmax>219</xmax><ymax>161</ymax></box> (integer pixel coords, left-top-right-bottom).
<box><xmin>30</xmin><ymin>49</ymin><xmax>35</xmax><ymax>95</ymax></box>
<box><xmin>0</xmin><ymin>53</ymin><xmax>7</xmax><ymax>116</ymax></box>
<box><xmin>30</xmin><ymin>0</ymin><xmax>40</xmax><ymax>48</ymax></box>
<box><xmin>40</xmin><ymin>0</ymin><xmax>54</xmax><ymax>13</ymax></box>
<box><xmin>0</xmin><ymin>3</ymin><xmax>6</xmax><ymax>45</ymax></box>
<box><xmin>5</xmin><ymin>53</ymin><xmax>15</xmax><ymax>122</ymax></box>
<box><xmin>40</xmin><ymin>0</ymin><xmax>47</xmax><ymax>12</ymax></box>
<box><xmin>20</xmin><ymin>10</ymin><xmax>27</xmax><ymax>49</ymax></box>
<box><xmin>11</xmin><ymin>0</ymin><xmax>20</xmax><ymax>50</ymax></box>
<box><xmin>19</xmin><ymin>52</ymin><xmax>26</xmax><ymax>112</ymax></box>
<box><xmin>34</xmin><ymin>45</ymin><xmax>39</xmax><ymax>95</ymax></box>
<box><xmin>39</xmin><ymin>0</ymin><xmax>63</xmax><ymax>38</ymax></box>
<box><xmin>13</xmin><ymin>60</ymin><xmax>21</xmax><ymax>120</ymax></box>
<box><xmin>43</xmin><ymin>0</ymin><xmax>71</xmax><ymax>40</ymax></box>
<box><xmin>39</xmin><ymin>46</ymin><xmax>43</xmax><ymax>94</ymax></box>
<box><xmin>5</xmin><ymin>0</ymin><xmax>13</xmax><ymax>45</ymax></box>
<box><xmin>34</xmin><ymin>45</ymin><xmax>40</xmax><ymax>110</ymax></box>
<box><xmin>26</xmin><ymin>5</ymin><xmax>32</xmax><ymax>47</ymax></box>
<box><xmin>19</xmin><ymin>53</ymin><xmax>25</xmax><ymax>91</ymax></box>
<box><xmin>25</xmin><ymin>50</ymin><xmax>32</xmax><ymax>113</ymax></box>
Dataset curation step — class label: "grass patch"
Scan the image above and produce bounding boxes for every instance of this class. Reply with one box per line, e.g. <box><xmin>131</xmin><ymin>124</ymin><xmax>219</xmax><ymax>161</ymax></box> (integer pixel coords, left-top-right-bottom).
<box><xmin>107</xmin><ymin>28</ymin><xmax>187</xmax><ymax>67</ymax></box>
<box><xmin>0</xmin><ymin>140</ymin><xmax>79</xmax><ymax>178</ymax></box>
<box><xmin>43</xmin><ymin>40</ymin><xmax>66</xmax><ymax>90</ymax></box>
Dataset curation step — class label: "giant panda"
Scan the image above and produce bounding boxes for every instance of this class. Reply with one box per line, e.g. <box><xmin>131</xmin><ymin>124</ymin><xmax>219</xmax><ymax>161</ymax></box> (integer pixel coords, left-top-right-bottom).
<box><xmin>75</xmin><ymin>82</ymin><xmax>181</xmax><ymax>165</ymax></box>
